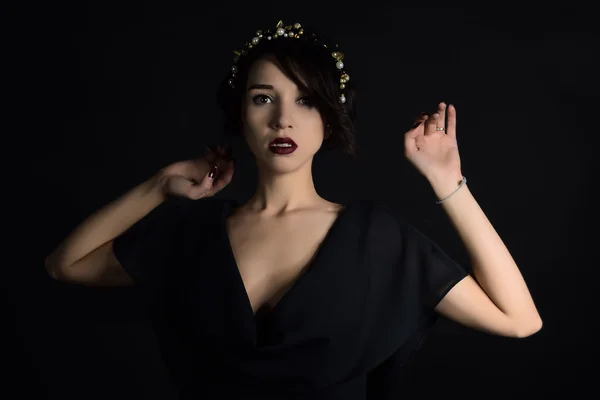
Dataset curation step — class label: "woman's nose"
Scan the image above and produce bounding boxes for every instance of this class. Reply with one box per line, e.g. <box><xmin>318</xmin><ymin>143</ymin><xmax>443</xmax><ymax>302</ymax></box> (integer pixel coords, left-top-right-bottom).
<box><xmin>271</xmin><ymin>110</ymin><xmax>293</xmax><ymax>130</ymax></box>
<box><xmin>272</xmin><ymin>121</ymin><xmax>292</xmax><ymax>129</ymax></box>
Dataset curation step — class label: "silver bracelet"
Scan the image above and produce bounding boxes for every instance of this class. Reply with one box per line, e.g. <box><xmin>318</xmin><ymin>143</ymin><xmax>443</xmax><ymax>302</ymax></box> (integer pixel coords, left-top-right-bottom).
<box><xmin>436</xmin><ymin>176</ymin><xmax>467</xmax><ymax>204</ymax></box>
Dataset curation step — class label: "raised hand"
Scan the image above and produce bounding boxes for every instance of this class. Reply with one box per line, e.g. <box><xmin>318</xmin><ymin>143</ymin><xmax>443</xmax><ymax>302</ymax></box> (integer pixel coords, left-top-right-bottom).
<box><xmin>404</xmin><ymin>102</ymin><xmax>462</xmax><ymax>184</ymax></box>
<box><xmin>159</xmin><ymin>144</ymin><xmax>235</xmax><ymax>200</ymax></box>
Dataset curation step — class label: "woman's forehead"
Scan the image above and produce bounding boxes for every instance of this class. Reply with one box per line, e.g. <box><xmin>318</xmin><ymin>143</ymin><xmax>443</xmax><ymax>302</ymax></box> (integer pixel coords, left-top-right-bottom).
<box><xmin>247</xmin><ymin>57</ymin><xmax>301</xmax><ymax>90</ymax></box>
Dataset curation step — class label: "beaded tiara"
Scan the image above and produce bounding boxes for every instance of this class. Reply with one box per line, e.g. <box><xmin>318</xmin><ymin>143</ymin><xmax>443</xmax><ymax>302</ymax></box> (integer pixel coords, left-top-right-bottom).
<box><xmin>226</xmin><ymin>20</ymin><xmax>350</xmax><ymax>104</ymax></box>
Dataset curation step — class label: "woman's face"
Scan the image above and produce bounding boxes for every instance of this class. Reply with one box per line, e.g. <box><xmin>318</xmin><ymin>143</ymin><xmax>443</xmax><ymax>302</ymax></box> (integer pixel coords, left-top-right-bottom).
<box><xmin>242</xmin><ymin>55</ymin><xmax>325</xmax><ymax>174</ymax></box>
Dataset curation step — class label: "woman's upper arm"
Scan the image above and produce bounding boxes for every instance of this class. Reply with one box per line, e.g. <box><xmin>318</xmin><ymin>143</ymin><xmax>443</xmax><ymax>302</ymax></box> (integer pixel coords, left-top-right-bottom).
<box><xmin>48</xmin><ymin>240</ymin><xmax>134</xmax><ymax>287</ymax></box>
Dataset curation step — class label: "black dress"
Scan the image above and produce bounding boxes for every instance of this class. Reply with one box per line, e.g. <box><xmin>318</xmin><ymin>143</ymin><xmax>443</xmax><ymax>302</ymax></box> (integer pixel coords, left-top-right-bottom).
<box><xmin>113</xmin><ymin>196</ymin><xmax>468</xmax><ymax>399</ymax></box>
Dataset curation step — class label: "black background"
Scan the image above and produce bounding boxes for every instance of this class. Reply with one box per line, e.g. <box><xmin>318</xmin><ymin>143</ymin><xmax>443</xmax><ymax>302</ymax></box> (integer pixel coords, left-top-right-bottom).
<box><xmin>6</xmin><ymin>2</ymin><xmax>597</xmax><ymax>399</ymax></box>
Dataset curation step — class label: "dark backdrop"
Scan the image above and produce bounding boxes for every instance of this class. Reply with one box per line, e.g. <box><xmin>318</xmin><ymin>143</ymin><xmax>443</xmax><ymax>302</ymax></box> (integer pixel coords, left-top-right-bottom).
<box><xmin>6</xmin><ymin>2</ymin><xmax>596</xmax><ymax>399</ymax></box>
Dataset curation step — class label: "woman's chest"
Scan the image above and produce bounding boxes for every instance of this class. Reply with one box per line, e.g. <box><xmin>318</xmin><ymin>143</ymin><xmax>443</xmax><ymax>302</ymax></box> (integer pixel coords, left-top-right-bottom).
<box><xmin>225</xmin><ymin>211</ymin><xmax>341</xmax><ymax>315</ymax></box>
<box><xmin>169</xmin><ymin>201</ymin><xmax>372</xmax><ymax>349</ymax></box>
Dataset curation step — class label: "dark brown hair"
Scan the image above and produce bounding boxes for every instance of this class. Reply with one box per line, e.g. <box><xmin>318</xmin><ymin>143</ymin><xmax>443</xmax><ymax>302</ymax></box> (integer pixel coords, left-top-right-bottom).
<box><xmin>216</xmin><ymin>27</ymin><xmax>358</xmax><ymax>157</ymax></box>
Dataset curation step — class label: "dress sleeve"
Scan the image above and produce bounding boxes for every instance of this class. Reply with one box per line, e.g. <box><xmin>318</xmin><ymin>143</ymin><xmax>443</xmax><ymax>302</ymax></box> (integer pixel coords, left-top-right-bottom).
<box><xmin>364</xmin><ymin>204</ymin><xmax>469</xmax><ymax>398</ymax></box>
<box><xmin>112</xmin><ymin>196</ymin><xmax>190</xmax><ymax>290</ymax></box>
<box><xmin>393</xmin><ymin>211</ymin><xmax>468</xmax><ymax>310</ymax></box>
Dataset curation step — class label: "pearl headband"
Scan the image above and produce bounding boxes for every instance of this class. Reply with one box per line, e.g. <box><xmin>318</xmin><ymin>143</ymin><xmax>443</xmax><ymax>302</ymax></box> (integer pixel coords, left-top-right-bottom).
<box><xmin>226</xmin><ymin>20</ymin><xmax>350</xmax><ymax>104</ymax></box>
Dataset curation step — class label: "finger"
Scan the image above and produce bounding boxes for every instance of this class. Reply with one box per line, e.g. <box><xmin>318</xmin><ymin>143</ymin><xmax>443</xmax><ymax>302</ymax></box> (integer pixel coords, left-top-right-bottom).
<box><xmin>424</xmin><ymin>112</ymin><xmax>438</xmax><ymax>135</ymax></box>
<box><xmin>183</xmin><ymin>177</ymin><xmax>211</xmax><ymax>199</ymax></box>
<box><xmin>437</xmin><ymin>102</ymin><xmax>447</xmax><ymax>131</ymax></box>
<box><xmin>210</xmin><ymin>158</ymin><xmax>235</xmax><ymax>193</ymax></box>
<box><xmin>407</xmin><ymin>114</ymin><xmax>428</xmax><ymax>139</ymax></box>
<box><xmin>180</xmin><ymin>159</ymin><xmax>220</xmax><ymax>199</ymax></box>
<box><xmin>411</xmin><ymin>112</ymin><xmax>428</xmax><ymax>128</ymax></box>
<box><xmin>405</xmin><ymin>116</ymin><xmax>427</xmax><ymax>152</ymax></box>
<box><xmin>446</xmin><ymin>104</ymin><xmax>457</xmax><ymax>139</ymax></box>
<box><xmin>189</xmin><ymin>156</ymin><xmax>234</xmax><ymax>199</ymax></box>
<box><xmin>186</xmin><ymin>165</ymin><xmax>217</xmax><ymax>199</ymax></box>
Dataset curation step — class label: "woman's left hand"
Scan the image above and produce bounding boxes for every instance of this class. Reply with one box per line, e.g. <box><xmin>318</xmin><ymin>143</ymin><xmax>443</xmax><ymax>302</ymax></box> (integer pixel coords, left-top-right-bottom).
<box><xmin>404</xmin><ymin>102</ymin><xmax>463</xmax><ymax>184</ymax></box>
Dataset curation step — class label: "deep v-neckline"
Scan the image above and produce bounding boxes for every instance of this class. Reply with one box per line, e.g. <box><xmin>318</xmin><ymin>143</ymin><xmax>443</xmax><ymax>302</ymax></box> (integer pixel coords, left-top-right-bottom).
<box><xmin>220</xmin><ymin>200</ymin><xmax>352</xmax><ymax>323</ymax></box>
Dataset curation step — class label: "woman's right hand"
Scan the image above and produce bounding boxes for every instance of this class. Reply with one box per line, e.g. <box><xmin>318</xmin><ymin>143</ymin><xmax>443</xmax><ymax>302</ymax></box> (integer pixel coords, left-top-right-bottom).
<box><xmin>157</xmin><ymin>144</ymin><xmax>235</xmax><ymax>200</ymax></box>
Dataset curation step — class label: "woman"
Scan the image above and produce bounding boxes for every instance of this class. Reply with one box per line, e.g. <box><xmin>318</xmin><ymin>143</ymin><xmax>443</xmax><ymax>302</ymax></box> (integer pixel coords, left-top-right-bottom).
<box><xmin>44</xmin><ymin>20</ymin><xmax>542</xmax><ymax>399</ymax></box>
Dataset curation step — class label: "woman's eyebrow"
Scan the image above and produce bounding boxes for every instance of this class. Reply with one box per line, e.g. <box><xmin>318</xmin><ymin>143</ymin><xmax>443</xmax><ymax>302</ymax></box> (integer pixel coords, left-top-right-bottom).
<box><xmin>247</xmin><ymin>83</ymin><xmax>274</xmax><ymax>91</ymax></box>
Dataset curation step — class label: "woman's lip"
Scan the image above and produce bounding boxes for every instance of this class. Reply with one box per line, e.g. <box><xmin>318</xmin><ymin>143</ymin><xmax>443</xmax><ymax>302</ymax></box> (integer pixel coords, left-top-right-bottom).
<box><xmin>269</xmin><ymin>137</ymin><xmax>297</xmax><ymax>146</ymax></box>
<box><xmin>269</xmin><ymin>145</ymin><xmax>297</xmax><ymax>154</ymax></box>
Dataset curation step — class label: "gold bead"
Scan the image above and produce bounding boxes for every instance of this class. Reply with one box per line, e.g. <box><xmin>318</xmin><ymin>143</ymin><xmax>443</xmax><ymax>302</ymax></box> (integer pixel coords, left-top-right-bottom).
<box><xmin>332</xmin><ymin>52</ymin><xmax>344</xmax><ymax>60</ymax></box>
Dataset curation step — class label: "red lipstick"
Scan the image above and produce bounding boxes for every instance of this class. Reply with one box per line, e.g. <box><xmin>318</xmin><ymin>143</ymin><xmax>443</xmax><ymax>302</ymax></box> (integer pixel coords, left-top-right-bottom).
<box><xmin>269</xmin><ymin>137</ymin><xmax>297</xmax><ymax>155</ymax></box>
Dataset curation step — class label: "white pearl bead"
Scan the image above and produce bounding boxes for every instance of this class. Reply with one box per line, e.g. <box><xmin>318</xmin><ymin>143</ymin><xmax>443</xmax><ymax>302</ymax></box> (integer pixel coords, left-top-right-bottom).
<box><xmin>336</xmin><ymin>61</ymin><xmax>344</xmax><ymax>69</ymax></box>
<box><xmin>277</xmin><ymin>28</ymin><xmax>285</xmax><ymax>36</ymax></box>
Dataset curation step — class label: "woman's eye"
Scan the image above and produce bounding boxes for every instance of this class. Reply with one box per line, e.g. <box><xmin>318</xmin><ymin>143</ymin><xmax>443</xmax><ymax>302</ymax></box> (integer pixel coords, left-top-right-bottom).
<box><xmin>251</xmin><ymin>94</ymin><xmax>313</xmax><ymax>107</ymax></box>
<box><xmin>298</xmin><ymin>97</ymin><xmax>313</xmax><ymax>107</ymax></box>
<box><xmin>252</xmin><ymin>94</ymin><xmax>272</xmax><ymax>104</ymax></box>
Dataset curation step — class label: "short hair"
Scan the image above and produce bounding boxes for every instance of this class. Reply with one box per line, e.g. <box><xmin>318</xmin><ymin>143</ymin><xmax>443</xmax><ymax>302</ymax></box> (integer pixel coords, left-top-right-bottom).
<box><xmin>216</xmin><ymin>25</ymin><xmax>358</xmax><ymax>157</ymax></box>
